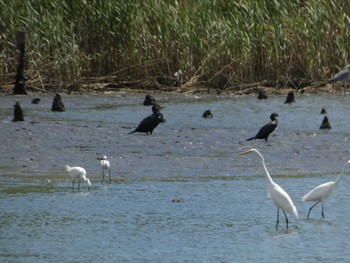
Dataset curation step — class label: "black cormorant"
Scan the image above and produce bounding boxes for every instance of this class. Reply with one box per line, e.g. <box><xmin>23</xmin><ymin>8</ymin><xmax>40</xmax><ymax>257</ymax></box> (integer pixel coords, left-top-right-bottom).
<box><xmin>257</xmin><ymin>89</ymin><xmax>268</xmax><ymax>100</ymax></box>
<box><xmin>51</xmin><ymin>93</ymin><xmax>65</xmax><ymax>112</ymax></box>
<box><xmin>247</xmin><ymin>113</ymin><xmax>279</xmax><ymax>141</ymax></box>
<box><xmin>284</xmin><ymin>91</ymin><xmax>295</xmax><ymax>103</ymax></box>
<box><xmin>143</xmin><ymin>94</ymin><xmax>156</xmax><ymax>106</ymax></box>
<box><xmin>129</xmin><ymin>104</ymin><xmax>166</xmax><ymax>135</ymax></box>
<box><xmin>13</xmin><ymin>101</ymin><xmax>24</xmax><ymax>122</ymax></box>
<box><xmin>320</xmin><ymin>116</ymin><xmax>331</xmax><ymax>129</ymax></box>
<box><xmin>202</xmin><ymin>110</ymin><xmax>213</xmax><ymax>119</ymax></box>
<box><xmin>320</xmin><ymin>108</ymin><xmax>327</xmax><ymax>114</ymax></box>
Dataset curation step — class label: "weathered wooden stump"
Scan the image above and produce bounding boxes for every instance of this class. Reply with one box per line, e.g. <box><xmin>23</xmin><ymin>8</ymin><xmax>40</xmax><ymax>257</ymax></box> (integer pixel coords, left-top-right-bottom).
<box><xmin>51</xmin><ymin>94</ymin><xmax>65</xmax><ymax>112</ymax></box>
<box><xmin>13</xmin><ymin>31</ymin><xmax>28</xmax><ymax>95</ymax></box>
<box><xmin>320</xmin><ymin>116</ymin><xmax>331</xmax><ymax>129</ymax></box>
<box><xmin>13</xmin><ymin>101</ymin><xmax>24</xmax><ymax>122</ymax></box>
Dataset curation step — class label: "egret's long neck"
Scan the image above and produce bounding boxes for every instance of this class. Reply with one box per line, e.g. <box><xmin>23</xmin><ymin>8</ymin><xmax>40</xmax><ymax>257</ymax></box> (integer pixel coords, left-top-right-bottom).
<box><xmin>334</xmin><ymin>163</ymin><xmax>349</xmax><ymax>186</ymax></box>
<box><xmin>257</xmin><ymin>152</ymin><xmax>274</xmax><ymax>186</ymax></box>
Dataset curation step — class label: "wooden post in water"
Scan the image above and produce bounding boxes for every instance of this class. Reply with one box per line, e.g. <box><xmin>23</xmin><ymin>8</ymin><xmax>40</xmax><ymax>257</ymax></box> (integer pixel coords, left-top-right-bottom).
<box><xmin>13</xmin><ymin>30</ymin><xmax>28</xmax><ymax>95</ymax></box>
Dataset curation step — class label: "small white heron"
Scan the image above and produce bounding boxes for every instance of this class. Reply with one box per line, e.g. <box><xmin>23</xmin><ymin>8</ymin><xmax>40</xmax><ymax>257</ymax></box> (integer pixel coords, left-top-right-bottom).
<box><xmin>329</xmin><ymin>65</ymin><xmax>350</xmax><ymax>94</ymax></box>
<box><xmin>302</xmin><ymin>160</ymin><xmax>350</xmax><ymax>219</ymax></box>
<box><xmin>65</xmin><ymin>165</ymin><xmax>91</xmax><ymax>190</ymax></box>
<box><xmin>100</xmin><ymin>156</ymin><xmax>111</xmax><ymax>184</ymax></box>
<box><xmin>240</xmin><ymin>148</ymin><xmax>299</xmax><ymax>230</ymax></box>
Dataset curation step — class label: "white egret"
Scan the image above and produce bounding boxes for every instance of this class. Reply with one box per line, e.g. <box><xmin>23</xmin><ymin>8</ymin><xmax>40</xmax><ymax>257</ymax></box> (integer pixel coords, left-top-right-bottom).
<box><xmin>100</xmin><ymin>156</ymin><xmax>111</xmax><ymax>184</ymax></box>
<box><xmin>240</xmin><ymin>148</ymin><xmax>299</xmax><ymax>230</ymax></box>
<box><xmin>65</xmin><ymin>165</ymin><xmax>91</xmax><ymax>190</ymax></box>
<box><xmin>302</xmin><ymin>160</ymin><xmax>350</xmax><ymax>219</ymax></box>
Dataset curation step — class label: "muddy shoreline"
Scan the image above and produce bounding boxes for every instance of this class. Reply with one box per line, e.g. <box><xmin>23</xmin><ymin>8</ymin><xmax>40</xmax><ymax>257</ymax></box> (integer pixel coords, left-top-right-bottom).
<box><xmin>0</xmin><ymin>77</ymin><xmax>343</xmax><ymax>96</ymax></box>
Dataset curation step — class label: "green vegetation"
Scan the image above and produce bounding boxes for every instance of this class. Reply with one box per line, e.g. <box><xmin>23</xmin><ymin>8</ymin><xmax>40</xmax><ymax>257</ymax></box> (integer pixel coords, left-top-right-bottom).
<box><xmin>1</xmin><ymin>0</ymin><xmax>350</xmax><ymax>89</ymax></box>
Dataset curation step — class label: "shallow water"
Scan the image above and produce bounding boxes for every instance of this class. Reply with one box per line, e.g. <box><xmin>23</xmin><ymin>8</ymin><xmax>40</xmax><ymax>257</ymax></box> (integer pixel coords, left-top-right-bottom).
<box><xmin>1</xmin><ymin>93</ymin><xmax>350</xmax><ymax>262</ymax></box>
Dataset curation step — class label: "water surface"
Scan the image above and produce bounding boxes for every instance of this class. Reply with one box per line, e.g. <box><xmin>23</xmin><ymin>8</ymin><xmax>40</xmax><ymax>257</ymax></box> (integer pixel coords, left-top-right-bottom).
<box><xmin>1</xmin><ymin>93</ymin><xmax>350</xmax><ymax>262</ymax></box>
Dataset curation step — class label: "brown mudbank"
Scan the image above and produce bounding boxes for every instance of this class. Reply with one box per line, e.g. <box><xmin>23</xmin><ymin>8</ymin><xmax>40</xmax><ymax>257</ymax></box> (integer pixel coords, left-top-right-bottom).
<box><xmin>13</xmin><ymin>101</ymin><xmax>24</xmax><ymax>122</ymax></box>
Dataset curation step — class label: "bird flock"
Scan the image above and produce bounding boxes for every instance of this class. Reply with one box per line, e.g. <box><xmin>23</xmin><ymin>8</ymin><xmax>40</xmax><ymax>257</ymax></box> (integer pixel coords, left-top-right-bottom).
<box><xmin>240</xmin><ymin>149</ymin><xmax>350</xmax><ymax>230</ymax></box>
<box><xmin>9</xmin><ymin>66</ymin><xmax>350</xmax><ymax>230</ymax></box>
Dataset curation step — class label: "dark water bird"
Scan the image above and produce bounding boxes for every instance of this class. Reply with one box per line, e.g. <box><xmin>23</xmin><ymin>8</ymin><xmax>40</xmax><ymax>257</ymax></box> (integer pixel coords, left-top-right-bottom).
<box><xmin>202</xmin><ymin>109</ymin><xmax>213</xmax><ymax>119</ymax></box>
<box><xmin>31</xmin><ymin>98</ymin><xmax>41</xmax><ymax>104</ymax></box>
<box><xmin>320</xmin><ymin>116</ymin><xmax>331</xmax><ymax>129</ymax></box>
<box><xmin>143</xmin><ymin>94</ymin><xmax>156</xmax><ymax>106</ymax></box>
<box><xmin>247</xmin><ymin>113</ymin><xmax>278</xmax><ymax>141</ymax></box>
<box><xmin>257</xmin><ymin>89</ymin><xmax>268</xmax><ymax>100</ymax></box>
<box><xmin>51</xmin><ymin>93</ymin><xmax>65</xmax><ymax>112</ymax></box>
<box><xmin>13</xmin><ymin>101</ymin><xmax>24</xmax><ymax>122</ymax></box>
<box><xmin>329</xmin><ymin>65</ymin><xmax>350</xmax><ymax>94</ymax></box>
<box><xmin>129</xmin><ymin>104</ymin><xmax>166</xmax><ymax>135</ymax></box>
<box><xmin>284</xmin><ymin>91</ymin><xmax>295</xmax><ymax>103</ymax></box>
<box><xmin>302</xmin><ymin>160</ymin><xmax>350</xmax><ymax>219</ymax></box>
<box><xmin>320</xmin><ymin>107</ymin><xmax>327</xmax><ymax>114</ymax></box>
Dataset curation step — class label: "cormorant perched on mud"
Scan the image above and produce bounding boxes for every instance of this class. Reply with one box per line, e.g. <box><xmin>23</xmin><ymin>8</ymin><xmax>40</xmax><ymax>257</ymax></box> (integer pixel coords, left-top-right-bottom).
<box><xmin>284</xmin><ymin>91</ymin><xmax>295</xmax><ymax>103</ymax></box>
<box><xmin>13</xmin><ymin>101</ymin><xmax>24</xmax><ymax>122</ymax></box>
<box><xmin>143</xmin><ymin>94</ymin><xmax>156</xmax><ymax>106</ymax></box>
<box><xmin>247</xmin><ymin>113</ymin><xmax>279</xmax><ymax>141</ymax></box>
<box><xmin>257</xmin><ymin>89</ymin><xmax>268</xmax><ymax>100</ymax></box>
<box><xmin>202</xmin><ymin>109</ymin><xmax>213</xmax><ymax>119</ymax></box>
<box><xmin>320</xmin><ymin>116</ymin><xmax>331</xmax><ymax>129</ymax></box>
<box><xmin>51</xmin><ymin>93</ymin><xmax>65</xmax><ymax>112</ymax></box>
<box><xmin>129</xmin><ymin>104</ymin><xmax>166</xmax><ymax>135</ymax></box>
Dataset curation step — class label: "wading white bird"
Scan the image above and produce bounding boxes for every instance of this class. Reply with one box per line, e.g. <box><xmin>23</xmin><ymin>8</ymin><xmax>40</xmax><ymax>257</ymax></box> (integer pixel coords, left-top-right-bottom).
<box><xmin>240</xmin><ymin>148</ymin><xmax>299</xmax><ymax>230</ymax></box>
<box><xmin>302</xmin><ymin>160</ymin><xmax>350</xmax><ymax>219</ymax></box>
<box><xmin>65</xmin><ymin>165</ymin><xmax>91</xmax><ymax>190</ymax></box>
<box><xmin>100</xmin><ymin>156</ymin><xmax>111</xmax><ymax>184</ymax></box>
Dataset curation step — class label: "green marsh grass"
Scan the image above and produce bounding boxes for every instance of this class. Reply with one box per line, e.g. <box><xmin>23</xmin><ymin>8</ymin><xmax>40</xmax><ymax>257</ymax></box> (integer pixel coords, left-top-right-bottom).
<box><xmin>1</xmin><ymin>0</ymin><xmax>350</xmax><ymax>89</ymax></box>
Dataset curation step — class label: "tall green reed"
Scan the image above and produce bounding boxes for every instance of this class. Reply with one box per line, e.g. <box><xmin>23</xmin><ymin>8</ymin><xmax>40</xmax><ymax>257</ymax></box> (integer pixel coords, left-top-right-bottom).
<box><xmin>1</xmin><ymin>0</ymin><xmax>349</xmax><ymax>88</ymax></box>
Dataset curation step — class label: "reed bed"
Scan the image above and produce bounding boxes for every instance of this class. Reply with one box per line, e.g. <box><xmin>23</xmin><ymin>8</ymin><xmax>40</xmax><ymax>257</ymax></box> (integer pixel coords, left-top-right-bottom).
<box><xmin>1</xmin><ymin>0</ymin><xmax>350</xmax><ymax>90</ymax></box>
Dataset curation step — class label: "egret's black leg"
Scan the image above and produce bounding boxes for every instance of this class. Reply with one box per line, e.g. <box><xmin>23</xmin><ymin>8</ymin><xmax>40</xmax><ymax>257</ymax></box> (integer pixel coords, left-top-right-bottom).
<box><xmin>321</xmin><ymin>202</ymin><xmax>325</xmax><ymax>219</ymax></box>
<box><xmin>109</xmin><ymin>170</ymin><xmax>111</xmax><ymax>184</ymax></box>
<box><xmin>78</xmin><ymin>180</ymin><xmax>81</xmax><ymax>189</ymax></box>
<box><xmin>282</xmin><ymin>210</ymin><xmax>289</xmax><ymax>229</ymax></box>
<box><xmin>307</xmin><ymin>201</ymin><xmax>320</xmax><ymax>219</ymax></box>
<box><xmin>276</xmin><ymin>209</ymin><xmax>280</xmax><ymax>230</ymax></box>
<box><xmin>72</xmin><ymin>179</ymin><xmax>75</xmax><ymax>190</ymax></box>
<box><xmin>102</xmin><ymin>171</ymin><xmax>104</xmax><ymax>184</ymax></box>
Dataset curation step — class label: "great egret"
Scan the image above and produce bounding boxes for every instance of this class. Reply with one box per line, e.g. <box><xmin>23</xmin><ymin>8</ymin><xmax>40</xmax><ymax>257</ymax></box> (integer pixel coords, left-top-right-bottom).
<box><xmin>100</xmin><ymin>156</ymin><xmax>111</xmax><ymax>184</ymax></box>
<box><xmin>302</xmin><ymin>160</ymin><xmax>350</xmax><ymax>219</ymax></box>
<box><xmin>247</xmin><ymin>113</ymin><xmax>279</xmax><ymax>141</ymax></box>
<box><xmin>129</xmin><ymin>104</ymin><xmax>166</xmax><ymax>135</ymax></box>
<box><xmin>240</xmin><ymin>148</ymin><xmax>299</xmax><ymax>229</ymax></box>
<box><xmin>65</xmin><ymin>165</ymin><xmax>91</xmax><ymax>190</ymax></box>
